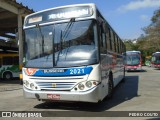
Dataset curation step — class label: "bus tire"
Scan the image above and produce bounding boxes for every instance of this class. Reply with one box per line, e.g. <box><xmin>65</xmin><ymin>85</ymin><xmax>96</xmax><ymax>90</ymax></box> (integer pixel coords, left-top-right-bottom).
<box><xmin>107</xmin><ymin>74</ymin><xmax>114</xmax><ymax>99</ymax></box>
<box><xmin>3</xmin><ymin>72</ymin><xmax>13</xmax><ymax>80</ymax></box>
<box><xmin>20</xmin><ymin>80</ymin><xmax>23</xmax><ymax>85</ymax></box>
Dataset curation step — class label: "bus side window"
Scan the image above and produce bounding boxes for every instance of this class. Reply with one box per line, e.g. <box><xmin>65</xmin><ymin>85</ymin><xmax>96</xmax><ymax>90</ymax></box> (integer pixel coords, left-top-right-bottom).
<box><xmin>114</xmin><ymin>34</ymin><xmax>117</xmax><ymax>52</ymax></box>
<box><xmin>116</xmin><ymin>36</ymin><xmax>120</xmax><ymax>53</ymax></box>
<box><xmin>108</xmin><ymin>28</ymin><xmax>112</xmax><ymax>51</ymax></box>
<box><xmin>102</xmin><ymin>30</ymin><xmax>106</xmax><ymax>48</ymax></box>
<box><xmin>3</xmin><ymin>57</ymin><xmax>13</xmax><ymax>65</ymax></box>
<box><xmin>111</xmin><ymin>30</ymin><xmax>115</xmax><ymax>52</ymax></box>
<box><xmin>116</xmin><ymin>36</ymin><xmax>119</xmax><ymax>53</ymax></box>
<box><xmin>106</xmin><ymin>27</ymin><xmax>110</xmax><ymax>51</ymax></box>
<box><xmin>99</xmin><ymin>22</ymin><xmax>106</xmax><ymax>53</ymax></box>
<box><xmin>119</xmin><ymin>40</ymin><xmax>122</xmax><ymax>54</ymax></box>
<box><xmin>13</xmin><ymin>56</ymin><xmax>19</xmax><ymax>65</ymax></box>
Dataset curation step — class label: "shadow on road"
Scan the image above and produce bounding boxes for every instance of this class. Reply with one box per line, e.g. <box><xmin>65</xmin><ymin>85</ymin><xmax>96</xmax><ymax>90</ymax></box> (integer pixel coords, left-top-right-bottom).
<box><xmin>127</xmin><ymin>69</ymin><xmax>147</xmax><ymax>72</ymax></box>
<box><xmin>0</xmin><ymin>78</ymin><xmax>20</xmax><ymax>85</ymax></box>
<box><xmin>34</xmin><ymin>75</ymin><xmax>139</xmax><ymax>112</ymax></box>
<box><xmin>0</xmin><ymin>78</ymin><xmax>22</xmax><ymax>92</ymax></box>
<box><xmin>153</xmin><ymin>68</ymin><xmax>160</xmax><ymax>71</ymax></box>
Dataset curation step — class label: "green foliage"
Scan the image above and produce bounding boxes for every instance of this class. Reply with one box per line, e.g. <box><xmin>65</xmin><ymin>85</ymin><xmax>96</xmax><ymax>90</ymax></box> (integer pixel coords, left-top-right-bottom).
<box><xmin>123</xmin><ymin>40</ymin><xmax>138</xmax><ymax>51</ymax></box>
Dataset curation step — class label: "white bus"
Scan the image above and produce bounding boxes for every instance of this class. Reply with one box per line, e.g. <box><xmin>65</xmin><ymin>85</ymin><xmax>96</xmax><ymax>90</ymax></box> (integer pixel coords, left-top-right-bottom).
<box><xmin>22</xmin><ymin>3</ymin><xmax>126</xmax><ymax>103</ymax></box>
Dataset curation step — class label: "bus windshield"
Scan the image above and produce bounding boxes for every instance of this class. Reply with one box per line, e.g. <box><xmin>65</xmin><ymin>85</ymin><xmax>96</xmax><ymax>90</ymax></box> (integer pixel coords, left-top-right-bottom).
<box><xmin>24</xmin><ymin>19</ymin><xmax>98</xmax><ymax>68</ymax></box>
<box><xmin>126</xmin><ymin>55</ymin><xmax>140</xmax><ymax>66</ymax></box>
<box><xmin>152</xmin><ymin>54</ymin><xmax>160</xmax><ymax>64</ymax></box>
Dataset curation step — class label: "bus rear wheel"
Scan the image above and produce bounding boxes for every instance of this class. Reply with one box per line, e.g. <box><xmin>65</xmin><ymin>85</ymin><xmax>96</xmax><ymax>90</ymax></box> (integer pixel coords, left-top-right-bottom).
<box><xmin>3</xmin><ymin>72</ymin><xmax>13</xmax><ymax>80</ymax></box>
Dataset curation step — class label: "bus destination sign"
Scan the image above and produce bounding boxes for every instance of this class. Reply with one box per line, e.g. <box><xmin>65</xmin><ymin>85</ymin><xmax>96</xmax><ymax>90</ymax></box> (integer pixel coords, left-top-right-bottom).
<box><xmin>25</xmin><ymin>6</ymin><xmax>93</xmax><ymax>26</ymax></box>
<box><xmin>48</xmin><ymin>7</ymin><xmax>92</xmax><ymax>20</ymax></box>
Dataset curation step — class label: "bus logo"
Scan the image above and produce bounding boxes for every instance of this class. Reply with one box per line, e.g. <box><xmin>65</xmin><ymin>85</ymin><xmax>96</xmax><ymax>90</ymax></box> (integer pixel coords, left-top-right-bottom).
<box><xmin>25</xmin><ymin>68</ymin><xmax>37</xmax><ymax>76</ymax></box>
<box><xmin>52</xmin><ymin>83</ymin><xmax>56</xmax><ymax>88</ymax></box>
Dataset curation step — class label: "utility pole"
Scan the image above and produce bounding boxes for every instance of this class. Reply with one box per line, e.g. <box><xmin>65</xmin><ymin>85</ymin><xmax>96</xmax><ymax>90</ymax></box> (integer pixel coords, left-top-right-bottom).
<box><xmin>18</xmin><ymin>10</ymin><xmax>23</xmax><ymax>71</ymax></box>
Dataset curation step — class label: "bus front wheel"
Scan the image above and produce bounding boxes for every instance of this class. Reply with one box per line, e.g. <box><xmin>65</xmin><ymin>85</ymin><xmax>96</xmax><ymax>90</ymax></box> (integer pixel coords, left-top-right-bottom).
<box><xmin>3</xmin><ymin>72</ymin><xmax>13</xmax><ymax>80</ymax></box>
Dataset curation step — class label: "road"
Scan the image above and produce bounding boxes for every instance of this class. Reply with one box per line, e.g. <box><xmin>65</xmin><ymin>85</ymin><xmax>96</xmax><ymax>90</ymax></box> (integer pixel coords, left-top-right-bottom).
<box><xmin>0</xmin><ymin>66</ymin><xmax>160</xmax><ymax>119</ymax></box>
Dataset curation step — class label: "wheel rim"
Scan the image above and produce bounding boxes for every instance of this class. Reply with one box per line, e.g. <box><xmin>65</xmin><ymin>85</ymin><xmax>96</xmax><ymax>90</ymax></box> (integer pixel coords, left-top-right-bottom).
<box><xmin>5</xmin><ymin>73</ymin><xmax>11</xmax><ymax>79</ymax></box>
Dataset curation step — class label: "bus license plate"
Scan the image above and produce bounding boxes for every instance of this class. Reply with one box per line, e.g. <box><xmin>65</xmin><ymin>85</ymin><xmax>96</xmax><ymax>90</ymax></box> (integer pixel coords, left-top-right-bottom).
<box><xmin>47</xmin><ymin>94</ymin><xmax>60</xmax><ymax>100</ymax></box>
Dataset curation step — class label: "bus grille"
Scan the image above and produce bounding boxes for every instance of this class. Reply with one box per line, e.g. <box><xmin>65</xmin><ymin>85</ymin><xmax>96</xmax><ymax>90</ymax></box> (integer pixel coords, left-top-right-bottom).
<box><xmin>36</xmin><ymin>82</ymin><xmax>76</xmax><ymax>91</ymax></box>
<box><xmin>29</xmin><ymin>76</ymin><xmax>86</xmax><ymax>91</ymax></box>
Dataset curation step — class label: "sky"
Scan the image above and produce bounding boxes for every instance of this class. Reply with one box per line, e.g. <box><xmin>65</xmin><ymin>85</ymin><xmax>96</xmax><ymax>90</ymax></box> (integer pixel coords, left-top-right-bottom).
<box><xmin>16</xmin><ymin>0</ymin><xmax>160</xmax><ymax>40</ymax></box>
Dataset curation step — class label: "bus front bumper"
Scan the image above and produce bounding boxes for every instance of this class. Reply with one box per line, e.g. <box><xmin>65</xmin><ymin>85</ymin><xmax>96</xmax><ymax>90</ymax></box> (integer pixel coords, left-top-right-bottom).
<box><xmin>126</xmin><ymin>66</ymin><xmax>142</xmax><ymax>71</ymax></box>
<box><xmin>23</xmin><ymin>85</ymin><xmax>100</xmax><ymax>103</ymax></box>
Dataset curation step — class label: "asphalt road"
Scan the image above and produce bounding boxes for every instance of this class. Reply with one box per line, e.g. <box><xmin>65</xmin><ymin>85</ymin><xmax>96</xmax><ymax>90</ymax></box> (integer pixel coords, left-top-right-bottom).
<box><xmin>0</xmin><ymin>66</ymin><xmax>160</xmax><ymax>120</ymax></box>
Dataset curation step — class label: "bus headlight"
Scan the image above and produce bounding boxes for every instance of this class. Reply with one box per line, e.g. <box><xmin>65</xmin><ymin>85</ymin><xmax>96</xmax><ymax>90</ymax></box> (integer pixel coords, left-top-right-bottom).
<box><xmin>23</xmin><ymin>80</ymin><xmax>39</xmax><ymax>90</ymax></box>
<box><xmin>72</xmin><ymin>80</ymin><xmax>99</xmax><ymax>92</ymax></box>
<box><xmin>30</xmin><ymin>83</ymin><xmax>35</xmax><ymax>89</ymax></box>
<box><xmin>26</xmin><ymin>81</ymin><xmax>29</xmax><ymax>87</ymax></box>
<box><xmin>85</xmin><ymin>81</ymin><xmax>92</xmax><ymax>88</ymax></box>
<box><xmin>78</xmin><ymin>83</ymin><xmax>85</xmax><ymax>90</ymax></box>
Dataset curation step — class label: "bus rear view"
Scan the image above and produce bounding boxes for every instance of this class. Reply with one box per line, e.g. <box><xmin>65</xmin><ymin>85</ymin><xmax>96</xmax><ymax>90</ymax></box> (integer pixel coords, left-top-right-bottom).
<box><xmin>125</xmin><ymin>51</ymin><xmax>142</xmax><ymax>71</ymax></box>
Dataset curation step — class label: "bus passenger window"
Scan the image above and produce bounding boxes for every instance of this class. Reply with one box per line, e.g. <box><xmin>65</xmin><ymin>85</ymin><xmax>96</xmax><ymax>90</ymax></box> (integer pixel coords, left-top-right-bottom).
<box><xmin>13</xmin><ymin>56</ymin><xmax>19</xmax><ymax>65</ymax></box>
<box><xmin>108</xmin><ymin>28</ymin><xmax>112</xmax><ymax>50</ymax></box>
<box><xmin>3</xmin><ymin>57</ymin><xmax>13</xmax><ymax>65</ymax></box>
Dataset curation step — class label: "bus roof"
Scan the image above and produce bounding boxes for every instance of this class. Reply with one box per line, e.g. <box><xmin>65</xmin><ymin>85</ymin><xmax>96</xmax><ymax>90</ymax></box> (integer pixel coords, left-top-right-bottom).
<box><xmin>26</xmin><ymin>3</ymin><xmax>95</xmax><ymax>16</ymax></box>
<box><xmin>152</xmin><ymin>52</ymin><xmax>160</xmax><ymax>55</ymax></box>
<box><xmin>126</xmin><ymin>51</ymin><xmax>141</xmax><ymax>54</ymax></box>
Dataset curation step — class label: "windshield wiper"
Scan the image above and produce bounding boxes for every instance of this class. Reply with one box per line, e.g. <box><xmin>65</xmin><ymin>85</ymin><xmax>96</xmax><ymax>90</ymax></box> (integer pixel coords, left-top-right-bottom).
<box><xmin>55</xmin><ymin>18</ymin><xmax>75</xmax><ymax>65</ymax></box>
<box><xmin>36</xmin><ymin>24</ymin><xmax>44</xmax><ymax>56</ymax></box>
<box><xmin>59</xmin><ymin>18</ymin><xmax>75</xmax><ymax>54</ymax></box>
<box><xmin>52</xmin><ymin>26</ymin><xmax>56</xmax><ymax>66</ymax></box>
<box><xmin>62</xmin><ymin>18</ymin><xmax>75</xmax><ymax>41</ymax></box>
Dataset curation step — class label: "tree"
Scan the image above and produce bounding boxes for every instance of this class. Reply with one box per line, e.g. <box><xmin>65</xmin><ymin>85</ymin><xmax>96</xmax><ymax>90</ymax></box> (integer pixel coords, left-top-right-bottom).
<box><xmin>143</xmin><ymin>8</ymin><xmax>160</xmax><ymax>52</ymax></box>
<box><xmin>123</xmin><ymin>39</ymin><xmax>138</xmax><ymax>51</ymax></box>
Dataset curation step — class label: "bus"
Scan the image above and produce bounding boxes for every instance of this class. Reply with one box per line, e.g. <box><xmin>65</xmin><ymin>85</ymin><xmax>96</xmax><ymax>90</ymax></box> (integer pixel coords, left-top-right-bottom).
<box><xmin>22</xmin><ymin>3</ymin><xmax>126</xmax><ymax>103</ymax></box>
<box><xmin>0</xmin><ymin>52</ymin><xmax>20</xmax><ymax>80</ymax></box>
<box><xmin>125</xmin><ymin>51</ymin><xmax>142</xmax><ymax>71</ymax></box>
<box><xmin>151</xmin><ymin>52</ymin><xmax>160</xmax><ymax>68</ymax></box>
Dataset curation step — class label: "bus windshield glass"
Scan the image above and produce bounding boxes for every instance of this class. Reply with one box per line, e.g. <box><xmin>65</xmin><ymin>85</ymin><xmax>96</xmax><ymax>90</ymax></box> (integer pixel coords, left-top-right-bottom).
<box><xmin>126</xmin><ymin>54</ymin><xmax>140</xmax><ymax>66</ymax></box>
<box><xmin>152</xmin><ymin>53</ymin><xmax>160</xmax><ymax>64</ymax></box>
<box><xmin>24</xmin><ymin>19</ymin><xmax>98</xmax><ymax>68</ymax></box>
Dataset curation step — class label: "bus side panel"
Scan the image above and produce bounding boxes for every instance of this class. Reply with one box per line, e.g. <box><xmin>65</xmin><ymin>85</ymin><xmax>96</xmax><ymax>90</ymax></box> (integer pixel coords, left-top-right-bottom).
<box><xmin>100</xmin><ymin>53</ymin><xmax>112</xmax><ymax>99</ymax></box>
